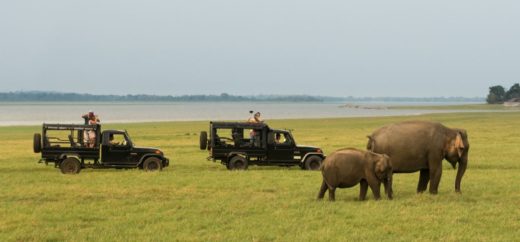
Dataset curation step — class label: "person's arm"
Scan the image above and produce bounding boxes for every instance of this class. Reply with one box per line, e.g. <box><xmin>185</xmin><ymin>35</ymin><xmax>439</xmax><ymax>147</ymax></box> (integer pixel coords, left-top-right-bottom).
<box><xmin>82</xmin><ymin>114</ymin><xmax>89</xmax><ymax>124</ymax></box>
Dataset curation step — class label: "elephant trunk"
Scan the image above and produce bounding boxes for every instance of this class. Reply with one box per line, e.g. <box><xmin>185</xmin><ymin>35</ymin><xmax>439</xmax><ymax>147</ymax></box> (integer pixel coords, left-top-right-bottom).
<box><xmin>387</xmin><ymin>171</ymin><xmax>393</xmax><ymax>199</ymax></box>
<box><xmin>384</xmin><ymin>170</ymin><xmax>393</xmax><ymax>199</ymax></box>
<box><xmin>455</xmin><ymin>153</ymin><xmax>468</xmax><ymax>193</ymax></box>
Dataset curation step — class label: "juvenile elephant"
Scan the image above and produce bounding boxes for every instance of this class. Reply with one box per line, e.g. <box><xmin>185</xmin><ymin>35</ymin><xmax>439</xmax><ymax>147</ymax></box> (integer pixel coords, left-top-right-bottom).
<box><xmin>367</xmin><ymin>121</ymin><xmax>469</xmax><ymax>194</ymax></box>
<box><xmin>317</xmin><ymin>148</ymin><xmax>393</xmax><ymax>201</ymax></box>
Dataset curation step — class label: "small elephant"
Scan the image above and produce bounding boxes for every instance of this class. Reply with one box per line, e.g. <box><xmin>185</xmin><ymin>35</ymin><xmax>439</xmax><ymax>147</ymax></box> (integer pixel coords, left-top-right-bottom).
<box><xmin>317</xmin><ymin>148</ymin><xmax>393</xmax><ymax>201</ymax></box>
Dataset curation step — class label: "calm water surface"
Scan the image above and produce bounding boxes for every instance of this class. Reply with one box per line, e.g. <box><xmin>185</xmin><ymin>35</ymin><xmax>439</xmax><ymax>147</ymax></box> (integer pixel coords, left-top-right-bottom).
<box><xmin>0</xmin><ymin>102</ymin><xmax>484</xmax><ymax>126</ymax></box>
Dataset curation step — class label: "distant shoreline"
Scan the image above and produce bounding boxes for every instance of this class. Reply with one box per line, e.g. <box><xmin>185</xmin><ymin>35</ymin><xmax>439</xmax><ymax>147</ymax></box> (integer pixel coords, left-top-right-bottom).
<box><xmin>0</xmin><ymin>91</ymin><xmax>484</xmax><ymax>103</ymax></box>
<box><xmin>0</xmin><ymin>110</ymin><xmax>507</xmax><ymax>127</ymax></box>
<box><xmin>0</xmin><ymin>101</ymin><xmax>505</xmax><ymax>127</ymax></box>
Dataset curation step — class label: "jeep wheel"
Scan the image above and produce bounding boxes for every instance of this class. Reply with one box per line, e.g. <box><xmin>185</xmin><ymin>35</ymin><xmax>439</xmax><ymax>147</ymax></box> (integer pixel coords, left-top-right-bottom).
<box><xmin>143</xmin><ymin>157</ymin><xmax>163</xmax><ymax>172</ymax></box>
<box><xmin>200</xmin><ymin>131</ymin><xmax>208</xmax><ymax>150</ymax></box>
<box><xmin>304</xmin><ymin>156</ymin><xmax>323</xmax><ymax>171</ymax></box>
<box><xmin>228</xmin><ymin>156</ymin><xmax>248</xmax><ymax>170</ymax></box>
<box><xmin>33</xmin><ymin>133</ymin><xmax>42</xmax><ymax>153</ymax></box>
<box><xmin>60</xmin><ymin>157</ymin><xmax>81</xmax><ymax>174</ymax></box>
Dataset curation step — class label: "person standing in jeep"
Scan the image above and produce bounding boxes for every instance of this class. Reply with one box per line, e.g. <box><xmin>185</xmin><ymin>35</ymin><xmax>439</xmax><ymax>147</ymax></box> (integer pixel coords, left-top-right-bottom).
<box><xmin>87</xmin><ymin>115</ymin><xmax>98</xmax><ymax>147</ymax></box>
<box><xmin>247</xmin><ymin>112</ymin><xmax>263</xmax><ymax>147</ymax></box>
<box><xmin>247</xmin><ymin>112</ymin><xmax>263</xmax><ymax>124</ymax></box>
<box><xmin>82</xmin><ymin>111</ymin><xmax>100</xmax><ymax>125</ymax></box>
<box><xmin>81</xmin><ymin>111</ymin><xmax>101</xmax><ymax>147</ymax></box>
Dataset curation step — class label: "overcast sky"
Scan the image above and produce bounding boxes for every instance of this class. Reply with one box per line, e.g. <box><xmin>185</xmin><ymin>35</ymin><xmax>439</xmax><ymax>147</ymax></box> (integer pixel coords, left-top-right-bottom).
<box><xmin>1</xmin><ymin>0</ymin><xmax>519</xmax><ymax>97</ymax></box>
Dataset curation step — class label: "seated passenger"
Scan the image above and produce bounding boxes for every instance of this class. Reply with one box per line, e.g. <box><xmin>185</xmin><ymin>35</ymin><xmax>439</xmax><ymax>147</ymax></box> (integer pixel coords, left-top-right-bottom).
<box><xmin>232</xmin><ymin>130</ymin><xmax>243</xmax><ymax>147</ymax></box>
<box><xmin>108</xmin><ymin>134</ymin><xmax>119</xmax><ymax>146</ymax></box>
<box><xmin>275</xmin><ymin>133</ymin><xmax>282</xmax><ymax>144</ymax></box>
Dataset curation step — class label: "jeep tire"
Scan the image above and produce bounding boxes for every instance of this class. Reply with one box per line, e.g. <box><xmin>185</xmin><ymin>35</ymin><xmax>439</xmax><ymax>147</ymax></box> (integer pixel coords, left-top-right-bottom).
<box><xmin>228</xmin><ymin>156</ymin><xmax>248</xmax><ymax>170</ymax></box>
<box><xmin>60</xmin><ymin>157</ymin><xmax>81</xmax><ymax>174</ymax></box>
<box><xmin>304</xmin><ymin>155</ymin><xmax>323</xmax><ymax>171</ymax></box>
<box><xmin>143</xmin><ymin>157</ymin><xmax>163</xmax><ymax>172</ymax></box>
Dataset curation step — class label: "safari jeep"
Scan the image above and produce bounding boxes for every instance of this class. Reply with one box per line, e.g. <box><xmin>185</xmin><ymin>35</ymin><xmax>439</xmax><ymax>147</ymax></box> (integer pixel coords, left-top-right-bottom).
<box><xmin>199</xmin><ymin>122</ymin><xmax>325</xmax><ymax>170</ymax></box>
<box><xmin>33</xmin><ymin>123</ymin><xmax>170</xmax><ymax>174</ymax></box>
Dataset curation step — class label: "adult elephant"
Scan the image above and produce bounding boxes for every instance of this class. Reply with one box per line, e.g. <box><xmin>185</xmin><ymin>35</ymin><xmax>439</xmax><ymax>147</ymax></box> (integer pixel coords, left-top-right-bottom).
<box><xmin>367</xmin><ymin>121</ymin><xmax>469</xmax><ymax>194</ymax></box>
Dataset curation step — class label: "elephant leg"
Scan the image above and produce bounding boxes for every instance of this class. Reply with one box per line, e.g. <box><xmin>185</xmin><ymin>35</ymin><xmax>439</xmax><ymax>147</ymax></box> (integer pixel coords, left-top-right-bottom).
<box><xmin>328</xmin><ymin>186</ymin><xmax>336</xmax><ymax>201</ymax></box>
<box><xmin>384</xmin><ymin>179</ymin><xmax>393</xmax><ymax>200</ymax></box>
<box><xmin>429</xmin><ymin>166</ymin><xmax>443</xmax><ymax>195</ymax></box>
<box><xmin>359</xmin><ymin>180</ymin><xmax>368</xmax><ymax>201</ymax></box>
<box><xmin>368</xmin><ymin>180</ymin><xmax>381</xmax><ymax>200</ymax></box>
<box><xmin>417</xmin><ymin>169</ymin><xmax>430</xmax><ymax>193</ymax></box>
<box><xmin>317</xmin><ymin>180</ymin><xmax>328</xmax><ymax>200</ymax></box>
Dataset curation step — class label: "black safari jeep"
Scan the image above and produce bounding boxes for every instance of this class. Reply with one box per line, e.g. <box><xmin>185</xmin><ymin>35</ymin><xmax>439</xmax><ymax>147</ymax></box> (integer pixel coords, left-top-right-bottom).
<box><xmin>199</xmin><ymin>122</ymin><xmax>325</xmax><ymax>170</ymax></box>
<box><xmin>33</xmin><ymin>123</ymin><xmax>169</xmax><ymax>174</ymax></box>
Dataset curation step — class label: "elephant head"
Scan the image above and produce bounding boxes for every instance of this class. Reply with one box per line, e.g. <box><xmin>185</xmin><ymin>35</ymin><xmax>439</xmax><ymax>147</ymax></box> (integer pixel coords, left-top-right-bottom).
<box><xmin>366</xmin><ymin>152</ymin><xmax>392</xmax><ymax>180</ymax></box>
<box><xmin>444</xmin><ymin>129</ymin><xmax>469</xmax><ymax>193</ymax></box>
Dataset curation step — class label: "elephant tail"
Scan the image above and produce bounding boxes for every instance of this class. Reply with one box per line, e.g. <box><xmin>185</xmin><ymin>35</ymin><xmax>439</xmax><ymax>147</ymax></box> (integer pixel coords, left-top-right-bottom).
<box><xmin>366</xmin><ymin>135</ymin><xmax>375</xmax><ymax>151</ymax></box>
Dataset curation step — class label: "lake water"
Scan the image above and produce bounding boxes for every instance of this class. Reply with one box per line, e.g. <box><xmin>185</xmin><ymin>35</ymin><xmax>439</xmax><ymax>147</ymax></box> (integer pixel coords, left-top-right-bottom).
<box><xmin>0</xmin><ymin>102</ymin><xmax>485</xmax><ymax>126</ymax></box>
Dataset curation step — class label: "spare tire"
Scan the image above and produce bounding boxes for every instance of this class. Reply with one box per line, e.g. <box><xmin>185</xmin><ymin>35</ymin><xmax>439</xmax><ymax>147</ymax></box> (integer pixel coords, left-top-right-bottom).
<box><xmin>200</xmin><ymin>131</ymin><xmax>208</xmax><ymax>150</ymax></box>
<box><xmin>33</xmin><ymin>133</ymin><xmax>42</xmax><ymax>153</ymax></box>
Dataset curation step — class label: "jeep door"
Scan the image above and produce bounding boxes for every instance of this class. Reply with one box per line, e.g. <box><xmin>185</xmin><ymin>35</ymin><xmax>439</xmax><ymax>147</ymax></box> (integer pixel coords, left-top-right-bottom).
<box><xmin>101</xmin><ymin>132</ymin><xmax>133</xmax><ymax>164</ymax></box>
<box><xmin>267</xmin><ymin>131</ymin><xmax>295</xmax><ymax>162</ymax></box>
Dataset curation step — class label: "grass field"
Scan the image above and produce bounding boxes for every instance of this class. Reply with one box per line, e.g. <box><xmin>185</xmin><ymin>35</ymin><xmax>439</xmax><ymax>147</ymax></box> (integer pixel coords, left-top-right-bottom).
<box><xmin>1</xmin><ymin>112</ymin><xmax>520</xmax><ymax>241</ymax></box>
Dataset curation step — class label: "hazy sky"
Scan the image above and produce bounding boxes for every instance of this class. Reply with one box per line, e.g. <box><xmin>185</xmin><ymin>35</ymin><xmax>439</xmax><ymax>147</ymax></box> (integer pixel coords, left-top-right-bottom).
<box><xmin>1</xmin><ymin>0</ymin><xmax>519</xmax><ymax>97</ymax></box>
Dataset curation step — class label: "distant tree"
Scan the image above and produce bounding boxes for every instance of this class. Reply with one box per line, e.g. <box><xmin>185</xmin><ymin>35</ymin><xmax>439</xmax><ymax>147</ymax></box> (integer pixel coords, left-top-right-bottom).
<box><xmin>486</xmin><ymin>85</ymin><xmax>507</xmax><ymax>104</ymax></box>
<box><xmin>505</xmin><ymin>83</ymin><xmax>520</xmax><ymax>100</ymax></box>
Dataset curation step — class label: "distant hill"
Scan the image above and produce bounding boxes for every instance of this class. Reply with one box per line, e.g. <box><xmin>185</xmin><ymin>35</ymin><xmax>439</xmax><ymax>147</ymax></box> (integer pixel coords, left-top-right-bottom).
<box><xmin>0</xmin><ymin>91</ymin><xmax>484</xmax><ymax>103</ymax></box>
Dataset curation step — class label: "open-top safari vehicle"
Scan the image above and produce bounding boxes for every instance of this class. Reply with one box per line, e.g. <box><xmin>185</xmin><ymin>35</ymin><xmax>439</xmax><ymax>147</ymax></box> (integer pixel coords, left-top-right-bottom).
<box><xmin>199</xmin><ymin>122</ymin><xmax>325</xmax><ymax>170</ymax></box>
<box><xmin>33</xmin><ymin>123</ymin><xmax>169</xmax><ymax>174</ymax></box>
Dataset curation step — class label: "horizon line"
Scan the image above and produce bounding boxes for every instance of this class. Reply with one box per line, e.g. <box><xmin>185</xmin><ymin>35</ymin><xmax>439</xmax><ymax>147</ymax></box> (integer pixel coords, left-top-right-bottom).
<box><xmin>0</xmin><ymin>90</ymin><xmax>484</xmax><ymax>99</ymax></box>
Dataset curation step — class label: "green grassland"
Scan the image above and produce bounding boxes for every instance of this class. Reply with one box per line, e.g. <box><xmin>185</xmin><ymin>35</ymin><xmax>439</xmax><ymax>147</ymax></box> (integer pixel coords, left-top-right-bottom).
<box><xmin>1</xmin><ymin>112</ymin><xmax>520</xmax><ymax>241</ymax></box>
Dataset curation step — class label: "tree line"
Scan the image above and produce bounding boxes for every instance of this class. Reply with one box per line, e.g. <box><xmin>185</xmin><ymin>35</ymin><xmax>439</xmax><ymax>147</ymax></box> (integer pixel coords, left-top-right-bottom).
<box><xmin>486</xmin><ymin>83</ymin><xmax>520</xmax><ymax>104</ymax></box>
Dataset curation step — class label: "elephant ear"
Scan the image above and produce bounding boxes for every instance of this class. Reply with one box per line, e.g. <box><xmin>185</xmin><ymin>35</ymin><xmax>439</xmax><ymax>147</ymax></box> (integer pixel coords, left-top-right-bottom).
<box><xmin>454</xmin><ymin>132</ymin><xmax>465</xmax><ymax>158</ymax></box>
